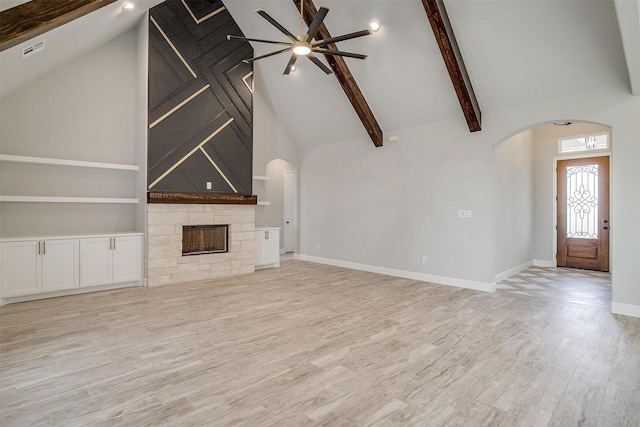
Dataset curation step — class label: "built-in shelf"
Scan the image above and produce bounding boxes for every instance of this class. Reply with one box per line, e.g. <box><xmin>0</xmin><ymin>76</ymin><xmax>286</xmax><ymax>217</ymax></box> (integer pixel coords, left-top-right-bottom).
<box><xmin>257</xmin><ymin>201</ymin><xmax>271</xmax><ymax>206</ymax></box>
<box><xmin>0</xmin><ymin>154</ymin><xmax>139</xmax><ymax>171</ymax></box>
<box><xmin>0</xmin><ymin>196</ymin><xmax>139</xmax><ymax>204</ymax></box>
<box><xmin>252</xmin><ymin>175</ymin><xmax>270</xmax><ymax>181</ymax></box>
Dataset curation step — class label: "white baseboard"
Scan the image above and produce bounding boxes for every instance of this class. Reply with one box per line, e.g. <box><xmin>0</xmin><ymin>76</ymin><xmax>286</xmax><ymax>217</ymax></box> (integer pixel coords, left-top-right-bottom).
<box><xmin>611</xmin><ymin>302</ymin><xmax>640</xmax><ymax>319</ymax></box>
<box><xmin>533</xmin><ymin>259</ymin><xmax>556</xmax><ymax>268</ymax></box>
<box><xmin>495</xmin><ymin>261</ymin><xmax>533</xmax><ymax>282</ymax></box>
<box><xmin>0</xmin><ymin>281</ymin><xmax>143</xmax><ymax>306</ymax></box>
<box><xmin>294</xmin><ymin>254</ymin><xmax>495</xmax><ymax>292</ymax></box>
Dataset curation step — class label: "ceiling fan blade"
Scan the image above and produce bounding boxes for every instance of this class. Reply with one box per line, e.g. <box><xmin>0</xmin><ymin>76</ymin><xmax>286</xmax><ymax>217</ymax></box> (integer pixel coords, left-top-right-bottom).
<box><xmin>306</xmin><ymin>6</ymin><xmax>329</xmax><ymax>42</ymax></box>
<box><xmin>312</xmin><ymin>48</ymin><xmax>367</xmax><ymax>60</ymax></box>
<box><xmin>242</xmin><ymin>47</ymin><xmax>292</xmax><ymax>63</ymax></box>
<box><xmin>307</xmin><ymin>53</ymin><xmax>333</xmax><ymax>75</ymax></box>
<box><xmin>227</xmin><ymin>35</ymin><xmax>292</xmax><ymax>46</ymax></box>
<box><xmin>312</xmin><ymin>29</ymin><xmax>372</xmax><ymax>47</ymax></box>
<box><xmin>255</xmin><ymin>9</ymin><xmax>298</xmax><ymax>42</ymax></box>
<box><xmin>283</xmin><ymin>54</ymin><xmax>298</xmax><ymax>75</ymax></box>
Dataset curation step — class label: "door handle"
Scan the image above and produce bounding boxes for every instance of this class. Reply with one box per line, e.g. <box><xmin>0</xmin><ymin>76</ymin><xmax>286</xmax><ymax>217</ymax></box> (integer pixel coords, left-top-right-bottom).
<box><xmin>603</xmin><ymin>226</ymin><xmax>609</xmax><ymax>230</ymax></box>
<box><xmin>42</xmin><ymin>241</ymin><xmax>46</xmax><ymax>255</ymax></box>
<box><xmin>38</xmin><ymin>241</ymin><xmax>41</xmax><ymax>255</ymax></box>
<box><xmin>603</xmin><ymin>220</ymin><xmax>608</xmax><ymax>223</ymax></box>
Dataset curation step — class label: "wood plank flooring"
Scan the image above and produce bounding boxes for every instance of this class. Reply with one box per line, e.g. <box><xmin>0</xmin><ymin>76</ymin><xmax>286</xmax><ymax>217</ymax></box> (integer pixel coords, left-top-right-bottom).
<box><xmin>1</xmin><ymin>260</ymin><xmax>639</xmax><ymax>426</ymax></box>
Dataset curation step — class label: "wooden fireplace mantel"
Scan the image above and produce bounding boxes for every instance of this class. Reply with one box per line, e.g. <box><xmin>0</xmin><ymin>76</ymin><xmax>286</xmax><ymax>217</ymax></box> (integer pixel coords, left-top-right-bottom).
<box><xmin>147</xmin><ymin>192</ymin><xmax>257</xmax><ymax>205</ymax></box>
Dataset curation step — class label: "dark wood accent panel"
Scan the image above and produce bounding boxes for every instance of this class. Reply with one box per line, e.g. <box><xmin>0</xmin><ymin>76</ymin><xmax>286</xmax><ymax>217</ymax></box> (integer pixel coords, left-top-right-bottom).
<box><xmin>148</xmin><ymin>0</ymin><xmax>253</xmax><ymax>195</ymax></box>
<box><xmin>148</xmin><ymin>192</ymin><xmax>257</xmax><ymax>205</ymax></box>
<box><xmin>421</xmin><ymin>0</ymin><xmax>481</xmax><ymax>132</ymax></box>
<box><xmin>293</xmin><ymin>0</ymin><xmax>384</xmax><ymax>148</ymax></box>
<box><xmin>0</xmin><ymin>0</ymin><xmax>117</xmax><ymax>52</ymax></box>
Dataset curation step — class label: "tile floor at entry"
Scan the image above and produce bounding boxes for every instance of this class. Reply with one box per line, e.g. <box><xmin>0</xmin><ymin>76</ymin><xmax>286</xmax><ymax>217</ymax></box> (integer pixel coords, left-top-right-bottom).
<box><xmin>496</xmin><ymin>266</ymin><xmax>612</xmax><ymax>310</ymax></box>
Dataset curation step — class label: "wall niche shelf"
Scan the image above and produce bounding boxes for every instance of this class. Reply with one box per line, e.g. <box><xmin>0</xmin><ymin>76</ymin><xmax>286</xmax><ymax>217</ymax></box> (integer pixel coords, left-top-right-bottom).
<box><xmin>0</xmin><ymin>155</ymin><xmax>139</xmax><ymax>171</ymax></box>
<box><xmin>0</xmin><ymin>196</ymin><xmax>139</xmax><ymax>204</ymax></box>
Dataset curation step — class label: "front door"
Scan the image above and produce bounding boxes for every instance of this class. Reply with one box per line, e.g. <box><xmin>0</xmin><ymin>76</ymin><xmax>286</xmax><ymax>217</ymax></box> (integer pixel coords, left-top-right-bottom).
<box><xmin>557</xmin><ymin>156</ymin><xmax>609</xmax><ymax>271</ymax></box>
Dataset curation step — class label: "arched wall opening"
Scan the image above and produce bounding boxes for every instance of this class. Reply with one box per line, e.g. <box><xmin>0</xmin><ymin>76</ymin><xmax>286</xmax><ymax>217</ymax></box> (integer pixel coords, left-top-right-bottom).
<box><xmin>492</xmin><ymin>120</ymin><xmax>612</xmax><ymax>283</ymax></box>
<box><xmin>255</xmin><ymin>158</ymin><xmax>297</xmax><ymax>254</ymax></box>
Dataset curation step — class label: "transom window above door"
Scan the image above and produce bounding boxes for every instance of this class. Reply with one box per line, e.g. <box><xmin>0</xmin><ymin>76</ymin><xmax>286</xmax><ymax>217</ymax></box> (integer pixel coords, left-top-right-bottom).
<box><xmin>559</xmin><ymin>132</ymin><xmax>609</xmax><ymax>153</ymax></box>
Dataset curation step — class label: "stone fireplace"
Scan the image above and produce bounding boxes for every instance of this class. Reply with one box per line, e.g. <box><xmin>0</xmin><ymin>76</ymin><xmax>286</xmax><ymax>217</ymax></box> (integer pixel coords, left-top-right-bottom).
<box><xmin>147</xmin><ymin>203</ymin><xmax>255</xmax><ymax>287</ymax></box>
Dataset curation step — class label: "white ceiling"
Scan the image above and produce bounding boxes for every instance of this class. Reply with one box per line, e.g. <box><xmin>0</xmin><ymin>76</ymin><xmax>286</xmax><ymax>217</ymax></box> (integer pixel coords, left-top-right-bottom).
<box><xmin>225</xmin><ymin>0</ymin><xmax>633</xmax><ymax>148</ymax></box>
<box><xmin>0</xmin><ymin>0</ymin><xmax>163</xmax><ymax>98</ymax></box>
<box><xmin>0</xmin><ymin>0</ymin><xmax>636</xmax><ymax>148</ymax></box>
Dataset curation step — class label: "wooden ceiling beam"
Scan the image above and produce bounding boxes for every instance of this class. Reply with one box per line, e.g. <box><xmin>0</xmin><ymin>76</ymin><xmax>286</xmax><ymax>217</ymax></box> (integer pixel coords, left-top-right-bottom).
<box><xmin>293</xmin><ymin>0</ymin><xmax>384</xmax><ymax>147</ymax></box>
<box><xmin>0</xmin><ymin>0</ymin><xmax>118</xmax><ymax>52</ymax></box>
<box><xmin>421</xmin><ymin>0</ymin><xmax>481</xmax><ymax>132</ymax></box>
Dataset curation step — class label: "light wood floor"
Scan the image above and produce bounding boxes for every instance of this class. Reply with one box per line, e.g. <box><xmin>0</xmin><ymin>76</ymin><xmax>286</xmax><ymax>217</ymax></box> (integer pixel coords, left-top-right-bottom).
<box><xmin>1</xmin><ymin>260</ymin><xmax>639</xmax><ymax>426</ymax></box>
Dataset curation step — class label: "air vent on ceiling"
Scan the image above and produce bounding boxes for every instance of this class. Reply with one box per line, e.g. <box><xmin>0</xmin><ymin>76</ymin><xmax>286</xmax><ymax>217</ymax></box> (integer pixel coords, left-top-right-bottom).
<box><xmin>22</xmin><ymin>40</ymin><xmax>45</xmax><ymax>58</ymax></box>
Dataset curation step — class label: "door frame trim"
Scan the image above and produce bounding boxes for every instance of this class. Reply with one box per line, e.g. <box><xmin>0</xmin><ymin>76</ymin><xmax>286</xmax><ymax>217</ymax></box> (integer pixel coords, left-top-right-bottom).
<box><xmin>552</xmin><ymin>151</ymin><xmax>610</xmax><ymax>269</ymax></box>
<box><xmin>283</xmin><ymin>169</ymin><xmax>296</xmax><ymax>254</ymax></box>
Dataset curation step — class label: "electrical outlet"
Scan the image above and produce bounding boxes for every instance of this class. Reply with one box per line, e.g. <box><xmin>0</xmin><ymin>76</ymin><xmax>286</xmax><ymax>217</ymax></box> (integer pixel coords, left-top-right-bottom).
<box><xmin>206</xmin><ymin>182</ymin><xmax>212</xmax><ymax>190</ymax></box>
<box><xmin>422</xmin><ymin>255</ymin><xmax>427</xmax><ymax>263</ymax></box>
<box><xmin>458</xmin><ymin>210</ymin><xmax>472</xmax><ymax>218</ymax></box>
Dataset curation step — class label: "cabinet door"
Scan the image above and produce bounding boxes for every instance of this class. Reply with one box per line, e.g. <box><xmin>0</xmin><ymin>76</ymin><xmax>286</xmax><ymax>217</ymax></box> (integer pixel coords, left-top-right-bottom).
<box><xmin>41</xmin><ymin>239</ymin><xmax>79</xmax><ymax>292</ymax></box>
<box><xmin>80</xmin><ymin>238</ymin><xmax>112</xmax><ymax>288</ymax></box>
<box><xmin>0</xmin><ymin>241</ymin><xmax>40</xmax><ymax>297</ymax></box>
<box><xmin>254</xmin><ymin>231</ymin><xmax>267</xmax><ymax>266</ymax></box>
<box><xmin>265</xmin><ymin>230</ymin><xmax>280</xmax><ymax>266</ymax></box>
<box><xmin>112</xmin><ymin>235</ymin><xmax>142</xmax><ymax>284</ymax></box>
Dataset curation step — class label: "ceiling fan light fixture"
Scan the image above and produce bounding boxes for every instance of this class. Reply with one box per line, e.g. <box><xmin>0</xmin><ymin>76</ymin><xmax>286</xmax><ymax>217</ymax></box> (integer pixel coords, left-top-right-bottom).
<box><xmin>292</xmin><ymin>43</ymin><xmax>311</xmax><ymax>56</ymax></box>
<box><xmin>369</xmin><ymin>19</ymin><xmax>380</xmax><ymax>32</ymax></box>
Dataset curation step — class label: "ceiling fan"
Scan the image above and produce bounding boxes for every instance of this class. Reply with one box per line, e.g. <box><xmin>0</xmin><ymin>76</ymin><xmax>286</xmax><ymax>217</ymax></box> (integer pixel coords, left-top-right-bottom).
<box><xmin>227</xmin><ymin>1</ymin><xmax>372</xmax><ymax>75</ymax></box>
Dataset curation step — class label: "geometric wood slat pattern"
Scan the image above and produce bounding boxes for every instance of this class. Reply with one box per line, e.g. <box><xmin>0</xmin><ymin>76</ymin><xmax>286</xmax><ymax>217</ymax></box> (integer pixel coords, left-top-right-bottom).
<box><xmin>1</xmin><ymin>260</ymin><xmax>638</xmax><ymax>425</ymax></box>
<box><xmin>148</xmin><ymin>0</ymin><xmax>253</xmax><ymax>196</ymax></box>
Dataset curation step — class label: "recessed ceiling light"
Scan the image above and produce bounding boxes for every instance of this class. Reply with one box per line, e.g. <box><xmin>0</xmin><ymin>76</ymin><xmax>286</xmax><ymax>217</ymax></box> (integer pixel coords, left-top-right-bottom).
<box><xmin>122</xmin><ymin>2</ymin><xmax>134</xmax><ymax>10</ymax></box>
<box><xmin>369</xmin><ymin>19</ymin><xmax>380</xmax><ymax>32</ymax></box>
<box><xmin>290</xmin><ymin>65</ymin><xmax>296</xmax><ymax>72</ymax></box>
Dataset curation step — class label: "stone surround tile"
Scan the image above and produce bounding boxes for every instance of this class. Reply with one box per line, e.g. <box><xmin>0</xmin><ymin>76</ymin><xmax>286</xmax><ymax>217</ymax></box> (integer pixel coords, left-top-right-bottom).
<box><xmin>148</xmin><ymin>204</ymin><xmax>256</xmax><ymax>287</ymax></box>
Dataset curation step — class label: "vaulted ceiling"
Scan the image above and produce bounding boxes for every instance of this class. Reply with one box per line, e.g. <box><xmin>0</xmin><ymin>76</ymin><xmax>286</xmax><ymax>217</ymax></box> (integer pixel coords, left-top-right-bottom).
<box><xmin>1</xmin><ymin>0</ymin><xmax>638</xmax><ymax>149</ymax></box>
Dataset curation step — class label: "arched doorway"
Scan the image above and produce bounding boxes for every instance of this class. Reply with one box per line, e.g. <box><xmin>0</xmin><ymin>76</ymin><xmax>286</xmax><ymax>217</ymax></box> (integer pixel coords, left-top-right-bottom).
<box><xmin>493</xmin><ymin>120</ymin><xmax>612</xmax><ymax>308</ymax></box>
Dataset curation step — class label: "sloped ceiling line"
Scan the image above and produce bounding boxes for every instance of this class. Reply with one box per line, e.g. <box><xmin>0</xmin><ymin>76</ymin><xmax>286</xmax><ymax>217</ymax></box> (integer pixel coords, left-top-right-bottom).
<box><xmin>421</xmin><ymin>0</ymin><xmax>482</xmax><ymax>132</ymax></box>
<box><xmin>0</xmin><ymin>0</ymin><xmax>117</xmax><ymax>52</ymax></box>
<box><xmin>293</xmin><ymin>0</ymin><xmax>385</xmax><ymax>147</ymax></box>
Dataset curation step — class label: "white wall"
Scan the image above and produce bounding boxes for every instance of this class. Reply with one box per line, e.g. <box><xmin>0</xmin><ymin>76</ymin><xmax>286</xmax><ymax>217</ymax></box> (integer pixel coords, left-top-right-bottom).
<box><xmin>300</xmin><ymin>118</ymin><xmax>494</xmax><ymax>286</ymax></box>
<box><xmin>532</xmin><ymin>122</ymin><xmax>611</xmax><ymax>263</ymax></box>
<box><xmin>0</xmin><ymin>29</ymin><xmax>140</xmax><ymax>237</ymax></box>
<box><xmin>493</xmin><ymin>129</ymin><xmax>534</xmax><ymax>277</ymax></box>
<box><xmin>297</xmin><ymin>85</ymin><xmax>640</xmax><ymax>311</ymax></box>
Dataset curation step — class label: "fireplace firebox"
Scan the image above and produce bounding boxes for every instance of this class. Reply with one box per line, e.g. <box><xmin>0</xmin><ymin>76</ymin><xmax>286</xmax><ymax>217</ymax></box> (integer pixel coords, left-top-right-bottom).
<box><xmin>182</xmin><ymin>225</ymin><xmax>228</xmax><ymax>256</ymax></box>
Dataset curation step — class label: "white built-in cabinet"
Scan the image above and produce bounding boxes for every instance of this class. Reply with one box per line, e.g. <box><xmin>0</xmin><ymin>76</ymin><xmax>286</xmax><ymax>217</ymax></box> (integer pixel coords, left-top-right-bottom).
<box><xmin>254</xmin><ymin>227</ymin><xmax>280</xmax><ymax>269</ymax></box>
<box><xmin>80</xmin><ymin>235</ymin><xmax>142</xmax><ymax>288</ymax></box>
<box><xmin>0</xmin><ymin>233</ymin><xmax>142</xmax><ymax>300</ymax></box>
<box><xmin>0</xmin><ymin>238</ymin><xmax>79</xmax><ymax>297</ymax></box>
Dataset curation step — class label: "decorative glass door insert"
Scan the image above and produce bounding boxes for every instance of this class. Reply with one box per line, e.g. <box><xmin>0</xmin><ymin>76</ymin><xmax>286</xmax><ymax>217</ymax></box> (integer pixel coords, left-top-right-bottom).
<box><xmin>566</xmin><ymin>164</ymin><xmax>598</xmax><ymax>239</ymax></box>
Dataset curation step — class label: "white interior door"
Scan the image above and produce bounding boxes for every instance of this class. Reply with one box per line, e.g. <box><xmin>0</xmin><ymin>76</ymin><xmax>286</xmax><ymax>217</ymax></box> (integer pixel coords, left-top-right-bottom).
<box><xmin>284</xmin><ymin>170</ymin><xmax>296</xmax><ymax>253</ymax></box>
